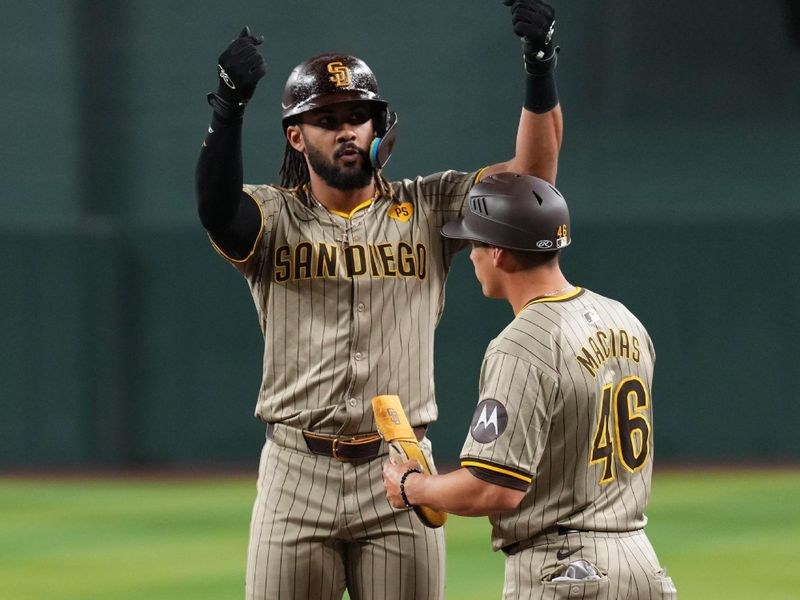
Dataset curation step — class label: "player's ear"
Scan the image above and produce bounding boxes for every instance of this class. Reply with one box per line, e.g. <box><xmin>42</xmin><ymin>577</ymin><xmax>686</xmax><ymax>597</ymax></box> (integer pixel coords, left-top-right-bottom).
<box><xmin>496</xmin><ymin>248</ymin><xmax>523</xmax><ymax>273</ymax></box>
<box><xmin>492</xmin><ymin>247</ymin><xmax>505</xmax><ymax>268</ymax></box>
<box><xmin>286</xmin><ymin>125</ymin><xmax>305</xmax><ymax>153</ymax></box>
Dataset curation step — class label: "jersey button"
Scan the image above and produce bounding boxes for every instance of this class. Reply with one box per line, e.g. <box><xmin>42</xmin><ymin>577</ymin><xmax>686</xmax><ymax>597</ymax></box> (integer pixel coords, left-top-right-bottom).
<box><xmin>354</xmin><ymin>352</ymin><xmax>363</xmax><ymax>361</ymax></box>
<box><xmin>349</xmin><ymin>397</ymin><xmax>358</xmax><ymax>407</ymax></box>
<box><xmin>357</xmin><ymin>302</ymin><xmax>366</xmax><ymax>312</ymax></box>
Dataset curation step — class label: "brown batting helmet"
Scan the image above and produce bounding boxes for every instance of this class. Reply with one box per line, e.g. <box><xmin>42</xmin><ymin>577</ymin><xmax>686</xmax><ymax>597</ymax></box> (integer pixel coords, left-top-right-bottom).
<box><xmin>441</xmin><ymin>173</ymin><xmax>571</xmax><ymax>251</ymax></box>
<box><xmin>281</xmin><ymin>53</ymin><xmax>389</xmax><ymax>134</ymax></box>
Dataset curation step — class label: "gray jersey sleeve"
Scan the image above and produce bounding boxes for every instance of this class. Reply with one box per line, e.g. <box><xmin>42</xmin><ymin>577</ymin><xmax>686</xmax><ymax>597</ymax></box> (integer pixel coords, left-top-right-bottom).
<box><xmin>460</xmin><ymin>349</ymin><xmax>558</xmax><ymax>490</ymax></box>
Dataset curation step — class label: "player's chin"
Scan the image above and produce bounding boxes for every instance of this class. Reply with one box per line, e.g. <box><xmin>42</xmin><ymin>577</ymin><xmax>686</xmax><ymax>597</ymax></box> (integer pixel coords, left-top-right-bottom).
<box><xmin>481</xmin><ymin>284</ymin><xmax>503</xmax><ymax>299</ymax></box>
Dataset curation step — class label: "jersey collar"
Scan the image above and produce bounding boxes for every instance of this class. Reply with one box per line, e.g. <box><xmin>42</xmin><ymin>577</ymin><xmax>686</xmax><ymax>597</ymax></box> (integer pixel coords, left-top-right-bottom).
<box><xmin>518</xmin><ymin>286</ymin><xmax>584</xmax><ymax>314</ymax></box>
<box><xmin>327</xmin><ymin>195</ymin><xmax>379</xmax><ymax>219</ymax></box>
<box><xmin>305</xmin><ymin>185</ymin><xmax>382</xmax><ymax>219</ymax></box>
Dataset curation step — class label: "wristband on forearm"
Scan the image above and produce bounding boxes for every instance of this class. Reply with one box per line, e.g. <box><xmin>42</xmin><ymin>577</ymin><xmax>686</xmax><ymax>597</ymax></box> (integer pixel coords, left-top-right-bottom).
<box><xmin>399</xmin><ymin>467</ymin><xmax>422</xmax><ymax>508</ymax></box>
<box><xmin>523</xmin><ymin>48</ymin><xmax>559</xmax><ymax>114</ymax></box>
<box><xmin>207</xmin><ymin>92</ymin><xmax>246</xmax><ymax>123</ymax></box>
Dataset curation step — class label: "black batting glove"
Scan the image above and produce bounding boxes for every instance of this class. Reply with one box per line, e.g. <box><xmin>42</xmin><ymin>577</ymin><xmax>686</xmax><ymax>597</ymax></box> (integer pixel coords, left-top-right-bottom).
<box><xmin>216</xmin><ymin>27</ymin><xmax>266</xmax><ymax>103</ymax></box>
<box><xmin>503</xmin><ymin>0</ymin><xmax>557</xmax><ymax>75</ymax></box>
<box><xmin>208</xmin><ymin>27</ymin><xmax>267</xmax><ymax>121</ymax></box>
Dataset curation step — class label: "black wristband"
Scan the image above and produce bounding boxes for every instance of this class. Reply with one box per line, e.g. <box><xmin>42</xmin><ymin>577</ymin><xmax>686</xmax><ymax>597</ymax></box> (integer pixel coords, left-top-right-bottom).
<box><xmin>524</xmin><ymin>70</ymin><xmax>558</xmax><ymax>114</ymax></box>
<box><xmin>523</xmin><ymin>48</ymin><xmax>559</xmax><ymax>114</ymax></box>
<box><xmin>399</xmin><ymin>467</ymin><xmax>422</xmax><ymax>508</ymax></box>
<box><xmin>207</xmin><ymin>92</ymin><xmax>245</xmax><ymax>123</ymax></box>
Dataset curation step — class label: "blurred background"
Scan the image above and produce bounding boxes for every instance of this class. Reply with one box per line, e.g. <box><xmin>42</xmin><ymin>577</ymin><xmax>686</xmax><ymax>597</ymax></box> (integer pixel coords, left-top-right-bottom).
<box><xmin>2</xmin><ymin>0</ymin><xmax>799</xmax><ymax>472</ymax></box>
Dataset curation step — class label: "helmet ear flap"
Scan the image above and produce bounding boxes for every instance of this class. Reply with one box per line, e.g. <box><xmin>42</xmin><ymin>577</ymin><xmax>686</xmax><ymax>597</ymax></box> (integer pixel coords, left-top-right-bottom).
<box><xmin>373</xmin><ymin>106</ymin><xmax>391</xmax><ymax>136</ymax></box>
<box><xmin>370</xmin><ymin>112</ymin><xmax>398</xmax><ymax>169</ymax></box>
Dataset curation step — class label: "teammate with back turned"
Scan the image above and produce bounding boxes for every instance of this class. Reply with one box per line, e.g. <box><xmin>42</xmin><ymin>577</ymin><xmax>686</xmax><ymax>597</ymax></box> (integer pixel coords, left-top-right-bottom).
<box><xmin>195</xmin><ymin>2</ymin><xmax>562</xmax><ymax>599</ymax></box>
<box><xmin>382</xmin><ymin>173</ymin><xmax>678</xmax><ymax>599</ymax></box>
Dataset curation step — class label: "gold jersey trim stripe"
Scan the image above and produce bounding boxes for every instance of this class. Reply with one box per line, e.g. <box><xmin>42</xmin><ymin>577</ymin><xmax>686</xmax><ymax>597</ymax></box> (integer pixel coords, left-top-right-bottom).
<box><xmin>210</xmin><ymin>190</ymin><xmax>265</xmax><ymax>264</ymax></box>
<box><xmin>474</xmin><ymin>166</ymin><xmax>490</xmax><ymax>183</ymax></box>
<box><xmin>461</xmin><ymin>460</ymin><xmax>533</xmax><ymax>483</ymax></box>
<box><xmin>328</xmin><ymin>193</ymin><xmax>380</xmax><ymax>219</ymax></box>
<box><xmin>519</xmin><ymin>286</ymin><xmax>584</xmax><ymax>313</ymax></box>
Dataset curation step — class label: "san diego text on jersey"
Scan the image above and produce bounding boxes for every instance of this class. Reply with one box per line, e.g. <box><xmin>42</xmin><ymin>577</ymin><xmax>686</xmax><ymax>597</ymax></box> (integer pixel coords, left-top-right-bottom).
<box><xmin>273</xmin><ymin>240</ymin><xmax>428</xmax><ymax>283</ymax></box>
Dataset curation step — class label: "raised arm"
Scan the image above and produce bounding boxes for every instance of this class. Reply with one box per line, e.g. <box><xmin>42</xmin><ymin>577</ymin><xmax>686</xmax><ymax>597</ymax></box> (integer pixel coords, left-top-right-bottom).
<box><xmin>483</xmin><ymin>0</ymin><xmax>563</xmax><ymax>184</ymax></box>
<box><xmin>195</xmin><ymin>27</ymin><xmax>266</xmax><ymax>260</ymax></box>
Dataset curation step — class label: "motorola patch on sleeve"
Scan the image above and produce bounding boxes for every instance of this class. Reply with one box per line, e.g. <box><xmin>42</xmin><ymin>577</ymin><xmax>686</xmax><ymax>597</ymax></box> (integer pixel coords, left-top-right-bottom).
<box><xmin>469</xmin><ymin>399</ymin><xmax>508</xmax><ymax>443</ymax></box>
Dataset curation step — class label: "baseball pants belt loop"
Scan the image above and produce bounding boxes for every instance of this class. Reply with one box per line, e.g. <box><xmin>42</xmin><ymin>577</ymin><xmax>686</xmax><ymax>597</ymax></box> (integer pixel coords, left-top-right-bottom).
<box><xmin>501</xmin><ymin>525</ymin><xmax>585</xmax><ymax>556</ymax></box>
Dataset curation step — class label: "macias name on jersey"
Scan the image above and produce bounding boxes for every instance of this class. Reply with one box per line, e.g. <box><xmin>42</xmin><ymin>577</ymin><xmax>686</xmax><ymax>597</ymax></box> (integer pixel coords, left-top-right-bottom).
<box><xmin>575</xmin><ymin>328</ymin><xmax>641</xmax><ymax>379</ymax></box>
<box><xmin>272</xmin><ymin>240</ymin><xmax>428</xmax><ymax>283</ymax></box>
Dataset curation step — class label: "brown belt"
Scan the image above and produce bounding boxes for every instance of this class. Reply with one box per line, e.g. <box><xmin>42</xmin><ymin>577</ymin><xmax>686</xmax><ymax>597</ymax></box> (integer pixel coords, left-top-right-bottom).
<box><xmin>266</xmin><ymin>423</ymin><xmax>426</xmax><ymax>463</ymax></box>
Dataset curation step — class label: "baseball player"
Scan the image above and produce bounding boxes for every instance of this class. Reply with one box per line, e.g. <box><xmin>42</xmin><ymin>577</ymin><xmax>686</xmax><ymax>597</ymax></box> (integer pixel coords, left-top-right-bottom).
<box><xmin>383</xmin><ymin>174</ymin><xmax>678</xmax><ymax>599</ymax></box>
<box><xmin>195</xmin><ymin>2</ymin><xmax>562</xmax><ymax>599</ymax></box>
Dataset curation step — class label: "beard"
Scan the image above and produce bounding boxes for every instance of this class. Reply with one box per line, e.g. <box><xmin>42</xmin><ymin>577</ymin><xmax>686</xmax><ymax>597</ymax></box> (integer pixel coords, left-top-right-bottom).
<box><xmin>306</xmin><ymin>141</ymin><xmax>374</xmax><ymax>191</ymax></box>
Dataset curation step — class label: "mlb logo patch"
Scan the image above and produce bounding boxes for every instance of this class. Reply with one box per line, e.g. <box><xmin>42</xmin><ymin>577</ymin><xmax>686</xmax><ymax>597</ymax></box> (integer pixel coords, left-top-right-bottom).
<box><xmin>583</xmin><ymin>309</ymin><xmax>602</xmax><ymax>328</ymax></box>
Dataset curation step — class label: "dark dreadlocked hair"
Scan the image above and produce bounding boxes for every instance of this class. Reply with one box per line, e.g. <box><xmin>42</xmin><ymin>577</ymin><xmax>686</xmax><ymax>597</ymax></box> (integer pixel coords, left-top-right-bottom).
<box><xmin>279</xmin><ymin>141</ymin><xmax>309</xmax><ymax>190</ymax></box>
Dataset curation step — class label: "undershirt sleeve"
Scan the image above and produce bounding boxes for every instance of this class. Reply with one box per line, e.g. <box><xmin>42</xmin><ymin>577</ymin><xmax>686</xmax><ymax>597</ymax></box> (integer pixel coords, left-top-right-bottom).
<box><xmin>195</xmin><ymin>112</ymin><xmax>262</xmax><ymax>260</ymax></box>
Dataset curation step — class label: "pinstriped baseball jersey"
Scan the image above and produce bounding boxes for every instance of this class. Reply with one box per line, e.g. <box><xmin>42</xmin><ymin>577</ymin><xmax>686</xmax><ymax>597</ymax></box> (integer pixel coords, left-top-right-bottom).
<box><xmin>459</xmin><ymin>287</ymin><xmax>657</xmax><ymax>550</ymax></box>
<box><xmin>214</xmin><ymin>169</ymin><xmax>481</xmax><ymax>434</ymax></box>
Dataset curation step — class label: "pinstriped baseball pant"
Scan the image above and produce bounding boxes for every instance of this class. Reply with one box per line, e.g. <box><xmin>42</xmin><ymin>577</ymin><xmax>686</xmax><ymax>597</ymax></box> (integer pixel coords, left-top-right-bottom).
<box><xmin>502</xmin><ymin>529</ymin><xmax>677</xmax><ymax>599</ymax></box>
<box><xmin>245</xmin><ymin>430</ymin><xmax>445</xmax><ymax>600</ymax></box>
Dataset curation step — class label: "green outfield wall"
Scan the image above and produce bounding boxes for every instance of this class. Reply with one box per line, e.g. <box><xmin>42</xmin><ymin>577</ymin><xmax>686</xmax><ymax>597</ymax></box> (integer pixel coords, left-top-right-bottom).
<box><xmin>2</xmin><ymin>1</ymin><xmax>798</xmax><ymax>468</ymax></box>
